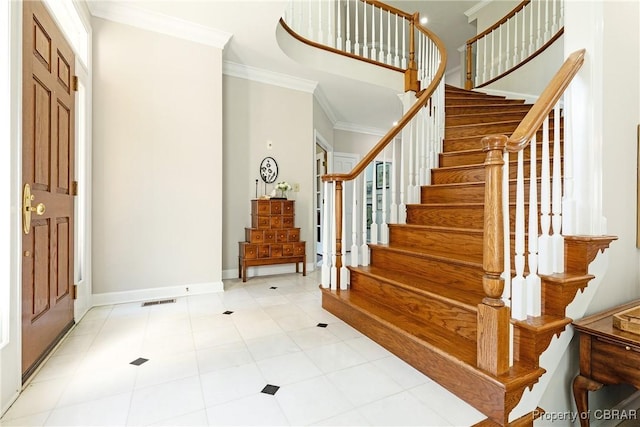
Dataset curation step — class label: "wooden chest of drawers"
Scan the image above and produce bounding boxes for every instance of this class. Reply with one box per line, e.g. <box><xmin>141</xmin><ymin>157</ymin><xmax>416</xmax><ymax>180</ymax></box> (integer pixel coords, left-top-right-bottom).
<box><xmin>238</xmin><ymin>199</ymin><xmax>306</xmax><ymax>282</ymax></box>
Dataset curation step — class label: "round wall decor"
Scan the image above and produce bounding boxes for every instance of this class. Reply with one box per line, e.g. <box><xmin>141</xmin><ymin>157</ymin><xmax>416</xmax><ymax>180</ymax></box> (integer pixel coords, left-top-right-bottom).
<box><xmin>259</xmin><ymin>157</ymin><xmax>278</xmax><ymax>183</ymax></box>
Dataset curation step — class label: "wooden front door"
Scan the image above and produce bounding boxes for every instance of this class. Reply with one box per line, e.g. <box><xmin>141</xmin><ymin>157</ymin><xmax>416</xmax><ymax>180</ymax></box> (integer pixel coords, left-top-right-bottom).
<box><xmin>22</xmin><ymin>0</ymin><xmax>76</xmax><ymax>380</ymax></box>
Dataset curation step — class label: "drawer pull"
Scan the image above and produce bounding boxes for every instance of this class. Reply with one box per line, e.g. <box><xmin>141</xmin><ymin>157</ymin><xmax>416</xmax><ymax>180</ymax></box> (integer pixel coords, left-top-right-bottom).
<box><xmin>626</xmin><ymin>346</ymin><xmax>631</xmax><ymax>351</ymax></box>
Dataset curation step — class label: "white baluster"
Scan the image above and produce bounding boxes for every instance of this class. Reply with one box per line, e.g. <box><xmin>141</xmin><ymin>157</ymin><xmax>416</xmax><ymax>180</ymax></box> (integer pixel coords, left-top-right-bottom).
<box><xmin>390</xmin><ymin>139</ymin><xmax>399</xmax><ymax>224</ymax></box>
<box><xmin>340</xmin><ymin>185</ymin><xmax>348</xmax><ymax>289</ymax></box>
<box><xmin>511</xmin><ymin>150</ymin><xmax>527</xmax><ymax>321</ymax></box>
<box><xmin>327</xmin><ymin>0</ymin><xmax>334</xmax><ymax>48</ymax></box>
<box><xmin>363</xmin><ymin>3</ymin><xmax>368</xmax><ymax>58</ymax></box>
<box><xmin>330</xmin><ymin>183</ymin><xmax>338</xmax><ymax>290</ymax></box>
<box><xmin>544</xmin><ymin>0</ymin><xmax>551</xmax><ymax>42</ymax></box>
<box><xmin>529</xmin><ymin>1</ymin><xmax>535</xmax><ymax>55</ymax></box>
<box><xmin>361</xmin><ymin>173</ymin><xmax>369</xmax><ymax>266</ymax></box>
<box><xmin>336</xmin><ymin>0</ymin><xmax>342</xmax><ymax>50</ymax></box>
<box><xmin>401</xmin><ymin>17</ymin><xmax>407</xmax><ymax>69</ymax></box>
<box><xmin>351</xmin><ymin>178</ymin><xmax>359</xmax><ymax>267</ymax></box>
<box><xmin>539</xmin><ymin>117</ymin><xmax>552</xmax><ymax>275</ymax></box>
<box><xmin>317</xmin><ymin>0</ymin><xmax>323</xmax><ymax>45</ymax></box>
<box><xmin>552</xmin><ymin>0</ymin><xmax>559</xmax><ymax>34</ymax></box>
<box><xmin>387</xmin><ymin>11</ymin><xmax>392</xmax><ymax>65</ymax></box>
<box><xmin>346</xmin><ymin>0</ymin><xmax>351</xmax><ymax>53</ymax></box>
<box><xmin>526</xmin><ymin>135</ymin><xmax>541</xmax><ymax>317</ymax></box>
<box><xmin>381</xmin><ymin>149</ymin><xmax>389</xmax><ymax>244</ymax></box>
<box><xmin>551</xmin><ymin>103</ymin><xmax>564</xmax><ymax>272</ymax></box>
<box><xmin>379</xmin><ymin>7</ymin><xmax>385</xmax><ymax>63</ymax></box>
<box><xmin>513</xmin><ymin>11</ymin><xmax>519</xmax><ymax>67</ymax></box>
<box><xmin>498</xmin><ymin>23</ymin><xmax>503</xmax><ymax>74</ymax></box>
<box><xmin>560</xmin><ymin>0</ymin><xmax>564</xmax><ymax>29</ymax></box>
<box><xmin>408</xmin><ymin>121</ymin><xmax>416</xmax><ymax>204</ymax></box>
<box><xmin>394</xmin><ymin>14</ymin><xmax>399</xmax><ymax>67</ymax></box>
<box><xmin>354</xmin><ymin>0</ymin><xmax>360</xmax><ymax>55</ymax></box>
<box><xmin>536</xmin><ymin>0</ymin><xmax>543</xmax><ymax>49</ymax></box>
<box><xmin>505</xmin><ymin>20</ymin><xmax>511</xmax><ymax>70</ymax></box>
<box><xmin>370</xmin><ymin>5</ymin><xmax>377</xmax><ymax>60</ymax></box>
<box><xmin>419</xmin><ymin>108</ymin><xmax>427</xmax><ymax>185</ymax></box>
<box><xmin>491</xmin><ymin>31</ymin><xmax>496</xmax><ymax>78</ymax></box>
<box><xmin>321</xmin><ymin>181</ymin><xmax>331</xmax><ymax>288</ymax></box>
<box><xmin>307</xmin><ymin>0</ymin><xmax>313</xmax><ymax>41</ymax></box>
<box><xmin>399</xmin><ymin>132</ymin><xmax>407</xmax><ymax>224</ymax></box>
<box><xmin>371</xmin><ymin>163</ymin><xmax>379</xmax><ymax>244</ymax></box>
<box><xmin>521</xmin><ymin>6</ymin><xmax>527</xmax><ymax>62</ymax></box>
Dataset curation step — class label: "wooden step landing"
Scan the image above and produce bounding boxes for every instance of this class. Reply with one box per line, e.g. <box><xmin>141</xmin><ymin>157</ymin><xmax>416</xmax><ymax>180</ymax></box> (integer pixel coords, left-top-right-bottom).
<box><xmin>321</xmin><ymin>288</ymin><xmax>546</xmax><ymax>425</ymax></box>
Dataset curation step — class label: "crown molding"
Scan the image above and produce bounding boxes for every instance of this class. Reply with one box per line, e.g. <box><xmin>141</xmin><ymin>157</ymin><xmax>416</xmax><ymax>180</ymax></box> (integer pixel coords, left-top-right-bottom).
<box><xmin>88</xmin><ymin>2</ymin><xmax>232</xmax><ymax>49</ymax></box>
<box><xmin>334</xmin><ymin>122</ymin><xmax>389</xmax><ymax>138</ymax></box>
<box><xmin>223</xmin><ymin>61</ymin><xmax>318</xmax><ymax>94</ymax></box>
<box><xmin>465</xmin><ymin>0</ymin><xmax>491</xmax><ymax>22</ymax></box>
<box><xmin>312</xmin><ymin>85</ymin><xmax>338</xmax><ymax>126</ymax></box>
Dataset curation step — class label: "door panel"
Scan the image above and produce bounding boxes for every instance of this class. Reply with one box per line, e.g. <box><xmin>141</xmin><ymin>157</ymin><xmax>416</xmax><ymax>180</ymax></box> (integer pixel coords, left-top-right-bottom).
<box><xmin>22</xmin><ymin>0</ymin><xmax>75</xmax><ymax>380</ymax></box>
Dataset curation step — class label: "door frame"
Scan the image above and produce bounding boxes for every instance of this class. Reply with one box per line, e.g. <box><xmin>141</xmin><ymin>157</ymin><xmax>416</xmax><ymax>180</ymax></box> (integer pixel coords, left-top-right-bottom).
<box><xmin>1</xmin><ymin>0</ymin><xmax>91</xmax><ymax>408</ymax></box>
<box><xmin>313</xmin><ymin>130</ymin><xmax>331</xmax><ymax>261</ymax></box>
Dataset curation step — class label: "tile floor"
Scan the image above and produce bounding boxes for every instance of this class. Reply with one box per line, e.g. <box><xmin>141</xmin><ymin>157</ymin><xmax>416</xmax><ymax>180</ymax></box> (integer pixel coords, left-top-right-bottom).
<box><xmin>0</xmin><ymin>270</ymin><xmax>485</xmax><ymax>426</ymax></box>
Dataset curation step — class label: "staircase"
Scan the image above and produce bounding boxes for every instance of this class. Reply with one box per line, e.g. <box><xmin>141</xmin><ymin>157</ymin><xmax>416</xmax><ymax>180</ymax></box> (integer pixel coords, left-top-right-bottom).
<box><xmin>321</xmin><ymin>85</ymin><xmax>616</xmax><ymax>426</ymax></box>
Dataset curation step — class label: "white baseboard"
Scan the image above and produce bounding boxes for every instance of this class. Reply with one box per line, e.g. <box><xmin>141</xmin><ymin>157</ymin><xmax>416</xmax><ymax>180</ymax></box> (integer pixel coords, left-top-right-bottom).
<box><xmin>92</xmin><ymin>281</ymin><xmax>223</xmax><ymax>306</ymax></box>
<box><xmin>222</xmin><ymin>262</ymin><xmax>316</xmax><ymax>281</ymax></box>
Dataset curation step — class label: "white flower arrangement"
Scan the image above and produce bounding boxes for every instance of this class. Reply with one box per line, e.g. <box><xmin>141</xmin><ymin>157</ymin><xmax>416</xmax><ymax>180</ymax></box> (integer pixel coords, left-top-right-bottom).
<box><xmin>275</xmin><ymin>181</ymin><xmax>292</xmax><ymax>192</ymax></box>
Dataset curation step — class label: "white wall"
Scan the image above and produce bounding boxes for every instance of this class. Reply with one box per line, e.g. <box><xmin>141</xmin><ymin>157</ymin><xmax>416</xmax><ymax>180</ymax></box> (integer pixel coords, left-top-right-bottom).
<box><xmin>91</xmin><ymin>17</ymin><xmax>224</xmax><ymax>302</ymax></box>
<box><xmin>222</xmin><ymin>75</ymin><xmax>314</xmax><ymax>278</ymax></box>
<box><xmin>333</xmin><ymin>128</ymin><xmax>381</xmax><ymax>155</ymax></box>
<box><xmin>537</xmin><ymin>0</ymin><xmax>640</xmax><ymax>422</ymax></box>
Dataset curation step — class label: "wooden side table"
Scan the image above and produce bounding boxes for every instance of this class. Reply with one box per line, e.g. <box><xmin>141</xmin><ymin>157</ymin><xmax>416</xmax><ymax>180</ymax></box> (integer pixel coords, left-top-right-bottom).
<box><xmin>573</xmin><ymin>300</ymin><xmax>640</xmax><ymax>427</ymax></box>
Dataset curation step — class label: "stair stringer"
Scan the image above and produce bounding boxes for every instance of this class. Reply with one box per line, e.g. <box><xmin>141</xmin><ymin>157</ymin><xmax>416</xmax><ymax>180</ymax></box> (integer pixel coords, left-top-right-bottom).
<box><xmin>508</xmin><ymin>250</ymin><xmax>610</xmax><ymax>422</ymax></box>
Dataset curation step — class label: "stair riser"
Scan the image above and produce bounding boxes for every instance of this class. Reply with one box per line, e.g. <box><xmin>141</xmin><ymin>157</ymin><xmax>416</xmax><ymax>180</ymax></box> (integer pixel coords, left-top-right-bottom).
<box><xmin>369</xmin><ymin>246</ymin><xmax>485</xmax><ymax>295</ymax></box>
<box><xmin>446</xmin><ymin>97</ymin><xmax>526</xmax><ymax>106</ymax></box>
<box><xmin>432</xmin><ymin>159</ymin><xmax>547</xmax><ymax>185</ymax></box>
<box><xmin>321</xmin><ymin>291</ymin><xmax>528</xmax><ymax>426</ymax></box>
<box><xmin>349</xmin><ymin>272</ymin><xmax>477</xmax><ymax>341</ymax></box>
<box><xmin>388</xmin><ymin>226</ymin><xmax>483</xmax><ymax>263</ymax></box>
<box><xmin>443</xmin><ymin>127</ymin><xmax>562</xmax><ymax>152</ymax></box>
<box><xmin>446</xmin><ymin>111</ymin><xmax>531</xmax><ymax>126</ymax></box>
<box><xmin>439</xmin><ymin>142</ymin><xmax>564</xmax><ymax>168</ymax></box>
<box><xmin>445</xmin><ymin>122</ymin><xmax>521</xmax><ymax>139</ymax></box>
<box><xmin>420</xmin><ymin>179</ymin><xmax>542</xmax><ymax>204</ymax></box>
<box><xmin>446</xmin><ymin>104</ymin><xmax>533</xmax><ymax>116</ymax></box>
<box><xmin>406</xmin><ymin>204</ymin><xmax>537</xmax><ymax>231</ymax></box>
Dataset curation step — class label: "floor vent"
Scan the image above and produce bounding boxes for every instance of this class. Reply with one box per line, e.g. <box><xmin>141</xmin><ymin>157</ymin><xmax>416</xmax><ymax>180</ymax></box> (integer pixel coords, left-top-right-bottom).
<box><xmin>141</xmin><ymin>298</ymin><xmax>176</xmax><ymax>307</ymax></box>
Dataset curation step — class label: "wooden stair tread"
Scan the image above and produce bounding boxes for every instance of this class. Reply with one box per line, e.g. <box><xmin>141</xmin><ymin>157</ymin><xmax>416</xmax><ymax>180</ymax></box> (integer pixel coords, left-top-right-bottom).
<box><xmin>350</xmin><ymin>264</ymin><xmax>484</xmax><ymax>309</ymax></box>
<box><xmin>325</xmin><ymin>287</ymin><xmax>477</xmax><ymax>364</ymax></box>
<box><xmin>322</xmin><ymin>288</ymin><xmax>545</xmax><ymax>389</ymax></box>
<box><xmin>369</xmin><ymin>243</ymin><xmax>484</xmax><ymax>269</ymax></box>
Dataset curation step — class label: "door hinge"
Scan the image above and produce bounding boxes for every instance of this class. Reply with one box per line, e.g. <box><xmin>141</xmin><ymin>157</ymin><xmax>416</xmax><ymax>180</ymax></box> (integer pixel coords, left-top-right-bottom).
<box><xmin>71</xmin><ymin>76</ymin><xmax>79</xmax><ymax>92</ymax></box>
<box><xmin>72</xmin><ymin>284</ymin><xmax>78</xmax><ymax>300</ymax></box>
<box><xmin>71</xmin><ymin>180</ymin><xmax>78</xmax><ymax>196</ymax></box>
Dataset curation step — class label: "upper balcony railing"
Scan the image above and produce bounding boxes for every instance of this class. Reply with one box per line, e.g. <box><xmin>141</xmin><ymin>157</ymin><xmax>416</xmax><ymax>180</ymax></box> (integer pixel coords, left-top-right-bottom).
<box><xmin>465</xmin><ymin>0</ymin><xmax>564</xmax><ymax>89</ymax></box>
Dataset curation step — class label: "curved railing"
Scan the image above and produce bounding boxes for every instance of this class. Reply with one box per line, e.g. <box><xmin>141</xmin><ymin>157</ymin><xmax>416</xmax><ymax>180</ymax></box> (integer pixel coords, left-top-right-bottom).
<box><xmin>465</xmin><ymin>0</ymin><xmax>564</xmax><ymax>89</ymax></box>
<box><xmin>478</xmin><ymin>49</ymin><xmax>585</xmax><ymax>374</ymax></box>
<box><xmin>281</xmin><ymin>0</ymin><xmax>446</xmax><ymax>290</ymax></box>
<box><xmin>317</xmin><ymin>14</ymin><xmax>447</xmax><ymax>290</ymax></box>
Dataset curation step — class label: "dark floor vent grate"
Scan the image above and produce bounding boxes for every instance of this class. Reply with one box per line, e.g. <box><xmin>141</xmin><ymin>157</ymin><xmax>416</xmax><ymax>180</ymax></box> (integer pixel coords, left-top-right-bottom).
<box><xmin>141</xmin><ymin>298</ymin><xmax>176</xmax><ymax>307</ymax></box>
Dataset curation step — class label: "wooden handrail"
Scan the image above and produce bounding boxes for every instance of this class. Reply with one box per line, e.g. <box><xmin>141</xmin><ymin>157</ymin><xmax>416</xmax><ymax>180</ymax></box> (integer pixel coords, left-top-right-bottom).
<box><xmin>466</xmin><ymin>0</ymin><xmax>530</xmax><ymax>46</ymax></box>
<box><xmin>505</xmin><ymin>48</ymin><xmax>585</xmax><ymax>152</ymax></box>
<box><xmin>279</xmin><ymin>18</ymin><xmax>405</xmax><ymax>74</ymax></box>
<box><xmin>363</xmin><ymin>0</ymin><xmax>413</xmax><ymax>20</ymax></box>
<box><xmin>322</xmin><ymin>21</ymin><xmax>447</xmax><ymax>183</ymax></box>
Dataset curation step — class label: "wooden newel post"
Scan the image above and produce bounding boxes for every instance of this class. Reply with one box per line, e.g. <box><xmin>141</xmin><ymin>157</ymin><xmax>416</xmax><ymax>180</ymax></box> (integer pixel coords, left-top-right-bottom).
<box><xmin>477</xmin><ymin>134</ymin><xmax>510</xmax><ymax>376</ymax></box>
<box><xmin>335</xmin><ymin>180</ymin><xmax>343</xmax><ymax>290</ymax></box>
<box><xmin>465</xmin><ymin>43</ymin><xmax>473</xmax><ymax>90</ymax></box>
<box><xmin>404</xmin><ymin>12</ymin><xmax>419</xmax><ymax>93</ymax></box>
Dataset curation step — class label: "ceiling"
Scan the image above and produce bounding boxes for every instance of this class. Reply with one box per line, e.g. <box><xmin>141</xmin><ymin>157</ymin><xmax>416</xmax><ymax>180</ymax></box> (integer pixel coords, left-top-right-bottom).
<box><xmin>89</xmin><ymin>0</ymin><xmax>479</xmax><ymax>133</ymax></box>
